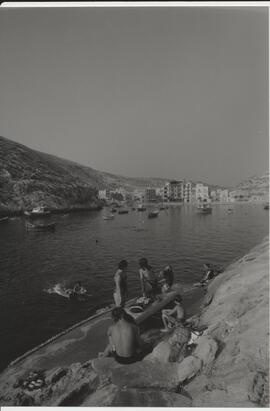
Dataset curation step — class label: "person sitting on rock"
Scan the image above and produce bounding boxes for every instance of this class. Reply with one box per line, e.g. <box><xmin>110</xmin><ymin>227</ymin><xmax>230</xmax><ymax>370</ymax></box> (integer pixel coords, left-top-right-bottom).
<box><xmin>100</xmin><ymin>307</ymin><xmax>145</xmax><ymax>364</ymax></box>
<box><xmin>161</xmin><ymin>296</ymin><xmax>185</xmax><ymax>332</ymax></box>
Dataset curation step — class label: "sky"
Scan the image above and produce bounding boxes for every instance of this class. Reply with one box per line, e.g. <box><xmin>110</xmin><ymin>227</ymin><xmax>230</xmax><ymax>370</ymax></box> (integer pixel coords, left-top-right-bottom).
<box><xmin>0</xmin><ymin>5</ymin><xmax>268</xmax><ymax>187</ymax></box>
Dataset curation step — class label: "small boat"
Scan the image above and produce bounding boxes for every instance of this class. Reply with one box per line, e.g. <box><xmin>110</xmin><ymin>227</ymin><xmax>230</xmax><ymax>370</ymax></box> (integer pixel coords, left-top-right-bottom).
<box><xmin>148</xmin><ymin>210</ymin><xmax>159</xmax><ymax>218</ymax></box>
<box><xmin>137</xmin><ymin>204</ymin><xmax>146</xmax><ymax>211</ymax></box>
<box><xmin>111</xmin><ymin>208</ymin><xmax>117</xmax><ymax>213</ymax></box>
<box><xmin>196</xmin><ymin>203</ymin><xmax>212</xmax><ymax>214</ymax></box>
<box><xmin>118</xmin><ymin>209</ymin><xmax>129</xmax><ymax>214</ymax></box>
<box><xmin>103</xmin><ymin>215</ymin><xmax>114</xmax><ymax>220</ymax></box>
<box><xmin>0</xmin><ymin>216</ymin><xmax>9</xmax><ymax>223</ymax></box>
<box><xmin>24</xmin><ymin>206</ymin><xmax>51</xmax><ymax>217</ymax></box>
<box><xmin>26</xmin><ymin>222</ymin><xmax>56</xmax><ymax>232</ymax></box>
<box><xmin>263</xmin><ymin>203</ymin><xmax>269</xmax><ymax>210</ymax></box>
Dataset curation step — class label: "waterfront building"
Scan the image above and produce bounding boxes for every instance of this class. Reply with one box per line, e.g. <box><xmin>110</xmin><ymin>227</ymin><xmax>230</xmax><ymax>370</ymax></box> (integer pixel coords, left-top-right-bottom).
<box><xmin>229</xmin><ymin>190</ymin><xmax>249</xmax><ymax>202</ymax></box>
<box><xmin>210</xmin><ymin>190</ymin><xmax>217</xmax><ymax>201</ymax></box>
<box><xmin>217</xmin><ymin>189</ymin><xmax>229</xmax><ymax>203</ymax></box>
<box><xmin>162</xmin><ymin>180</ymin><xmax>184</xmax><ymax>202</ymax></box>
<box><xmin>145</xmin><ymin>188</ymin><xmax>157</xmax><ymax>202</ymax></box>
<box><xmin>195</xmin><ymin>183</ymin><xmax>209</xmax><ymax>202</ymax></box>
<box><xmin>98</xmin><ymin>189</ymin><xmax>109</xmax><ymax>200</ymax></box>
<box><xmin>183</xmin><ymin>182</ymin><xmax>192</xmax><ymax>203</ymax></box>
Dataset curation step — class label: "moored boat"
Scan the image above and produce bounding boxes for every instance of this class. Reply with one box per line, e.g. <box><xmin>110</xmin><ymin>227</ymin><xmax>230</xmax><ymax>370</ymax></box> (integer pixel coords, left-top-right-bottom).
<box><xmin>118</xmin><ymin>209</ymin><xmax>129</xmax><ymax>214</ymax></box>
<box><xmin>26</xmin><ymin>222</ymin><xmax>56</xmax><ymax>232</ymax></box>
<box><xmin>0</xmin><ymin>216</ymin><xmax>9</xmax><ymax>223</ymax></box>
<box><xmin>148</xmin><ymin>210</ymin><xmax>159</xmax><ymax>218</ymax></box>
<box><xmin>24</xmin><ymin>206</ymin><xmax>51</xmax><ymax>217</ymax></box>
<box><xmin>103</xmin><ymin>214</ymin><xmax>114</xmax><ymax>220</ymax></box>
<box><xmin>196</xmin><ymin>203</ymin><xmax>212</xmax><ymax>214</ymax></box>
<box><xmin>137</xmin><ymin>204</ymin><xmax>146</xmax><ymax>211</ymax></box>
<box><xmin>263</xmin><ymin>202</ymin><xmax>269</xmax><ymax>210</ymax></box>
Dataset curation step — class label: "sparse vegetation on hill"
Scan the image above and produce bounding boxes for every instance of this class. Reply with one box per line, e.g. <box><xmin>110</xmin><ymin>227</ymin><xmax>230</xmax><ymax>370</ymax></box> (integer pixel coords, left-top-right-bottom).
<box><xmin>0</xmin><ymin>137</ymin><xmax>168</xmax><ymax>215</ymax></box>
<box><xmin>233</xmin><ymin>172</ymin><xmax>269</xmax><ymax>199</ymax></box>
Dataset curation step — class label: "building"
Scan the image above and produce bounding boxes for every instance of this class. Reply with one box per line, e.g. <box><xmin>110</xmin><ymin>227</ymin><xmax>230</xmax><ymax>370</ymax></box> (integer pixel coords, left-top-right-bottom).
<box><xmin>210</xmin><ymin>190</ymin><xmax>217</xmax><ymax>202</ymax></box>
<box><xmin>229</xmin><ymin>190</ymin><xmax>249</xmax><ymax>202</ymax></box>
<box><xmin>217</xmin><ymin>189</ymin><xmax>229</xmax><ymax>203</ymax></box>
<box><xmin>98</xmin><ymin>189</ymin><xmax>109</xmax><ymax>200</ymax></box>
<box><xmin>162</xmin><ymin>180</ymin><xmax>184</xmax><ymax>202</ymax></box>
<box><xmin>195</xmin><ymin>184</ymin><xmax>209</xmax><ymax>202</ymax></box>
<box><xmin>145</xmin><ymin>188</ymin><xmax>157</xmax><ymax>202</ymax></box>
<box><xmin>183</xmin><ymin>182</ymin><xmax>192</xmax><ymax>203</ymax></box>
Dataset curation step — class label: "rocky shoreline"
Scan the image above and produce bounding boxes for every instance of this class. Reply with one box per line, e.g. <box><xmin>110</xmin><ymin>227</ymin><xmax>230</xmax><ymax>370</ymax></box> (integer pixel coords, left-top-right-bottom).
<box><xmin>0</xmin><ymin>237</ymin><xmax>269</xmax><ymax>407</ymax></box>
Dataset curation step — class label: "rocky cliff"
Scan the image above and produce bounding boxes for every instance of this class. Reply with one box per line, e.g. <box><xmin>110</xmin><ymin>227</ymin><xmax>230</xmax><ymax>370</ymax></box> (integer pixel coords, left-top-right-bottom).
<box><xmin>0</xmin><ymin>238</ymin><xmax>268</xmax><ymax>407</ymax></box>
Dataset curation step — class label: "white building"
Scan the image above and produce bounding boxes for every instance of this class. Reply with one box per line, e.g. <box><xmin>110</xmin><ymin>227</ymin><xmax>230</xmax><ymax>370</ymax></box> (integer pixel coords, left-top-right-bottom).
<box><xmin>195</xmin><ymin>184</ymin><xmax>209</xmax><ymax>202</ymax></box>
<box><xmin>183</xmin><ymin>182</ymin><xmax>192</xmax><ymax>203</ymax></box>
<box><xmin>98</xmin><ymin>189</ymin><xmax>109</xmax><ymax>200</ymax></box>
<box><xmin>210</xmin><ymin>190</ymin><xmax>217</xmax><ymax>201</ymax></box>
<box><xmin>217</xmin><ymin>189</ymin><xmax>229</xmax><ymax>203</ymax></box>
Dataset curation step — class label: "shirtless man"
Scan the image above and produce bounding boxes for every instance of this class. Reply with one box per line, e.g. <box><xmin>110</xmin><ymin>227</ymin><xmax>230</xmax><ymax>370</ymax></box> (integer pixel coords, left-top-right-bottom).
<box><xmin>113</xmin><ymin>260</ymin><xmax>128</xmax><ymax>307</ymax></box>
<box><xmin>138</xmin><ymin>258</ymin><xmax>158</xmax><ymax>298</ymax></box>
<box><xmin>161</xmin><ymin>296</ymin><xmax>185</xmax><ymax>332</ymax></box>
<box><xmin>101</xmin><ymin>307</ymin><xmax>143</xmax><ymax>364</ymax></box>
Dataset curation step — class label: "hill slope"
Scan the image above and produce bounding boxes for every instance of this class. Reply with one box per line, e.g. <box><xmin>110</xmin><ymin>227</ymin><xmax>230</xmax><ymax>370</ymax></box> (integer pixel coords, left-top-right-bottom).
<box><xmin>0</xmin><ymin>136</ymin><xmax>169</xmax><ymax>214</ymax></box>
<box><xmin>232</xmin><ymin>172</ymin><xmax>269</xmax><ymax>199</ymax></box>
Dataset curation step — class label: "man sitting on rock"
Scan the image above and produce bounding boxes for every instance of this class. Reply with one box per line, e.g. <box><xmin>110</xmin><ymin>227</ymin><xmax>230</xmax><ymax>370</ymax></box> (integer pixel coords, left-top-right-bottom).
<box><xmin>161</xmin><ymin>296</ymin><xmax>185</xmax><ymax>332</ymax></box>
<box><xmin>100</xmin><ymin>307</ymin><xmax>145</xmax><ymax>365</ymax></box>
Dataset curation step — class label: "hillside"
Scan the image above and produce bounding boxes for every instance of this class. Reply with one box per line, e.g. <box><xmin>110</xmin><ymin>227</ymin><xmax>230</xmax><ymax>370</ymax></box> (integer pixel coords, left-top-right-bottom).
<box><xmin>232</xmin><ymin>172</ymin><xmax>269</xmax><ymax>199</ymax></box>
<box><xmin>0</xmin><ymin>136</ymin><xmax>169</xmax><ymax>215</ymax></box>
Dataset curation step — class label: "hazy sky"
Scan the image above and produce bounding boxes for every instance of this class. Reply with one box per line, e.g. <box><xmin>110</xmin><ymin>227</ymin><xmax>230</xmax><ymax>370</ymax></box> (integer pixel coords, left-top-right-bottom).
<box><xmin>0</xmin><ymin>6</ymin><xmax>268</xmax><ymax>186</ymax></box>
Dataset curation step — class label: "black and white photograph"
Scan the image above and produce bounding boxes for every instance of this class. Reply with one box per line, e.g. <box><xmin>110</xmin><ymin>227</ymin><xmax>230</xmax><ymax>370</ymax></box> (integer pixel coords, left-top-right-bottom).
<box><xmin>0</xmin><ymin>1</ymin><xmax>269</xmax><ymax>407</ymax></box>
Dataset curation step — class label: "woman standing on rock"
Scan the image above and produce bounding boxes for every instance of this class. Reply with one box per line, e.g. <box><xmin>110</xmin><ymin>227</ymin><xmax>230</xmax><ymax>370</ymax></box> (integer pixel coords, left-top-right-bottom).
<box><xmin>113</xmin><ymin>260</ymin><xmax>128</xmax><ymax>307</ymax></box>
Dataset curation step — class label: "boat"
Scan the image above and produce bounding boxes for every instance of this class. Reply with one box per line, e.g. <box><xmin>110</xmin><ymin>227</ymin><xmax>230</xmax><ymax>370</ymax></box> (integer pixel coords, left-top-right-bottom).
<box><xmin>24</xmin><ymin>206</ymin><xmax>51</xmax><ymax>217</ymax></box>
<box><xmin>196</xmin><ymin>202</ymin><xmax>212</xmax><ymax>214</ymax></box>
<box><xmin>0</xmin><ymin>216</ymin><xmax>9</xmax><ymax>223</ymax></box>
<box><xmin>137</xmin><ymin>204</ymin><xmax>146</xmax><ymax>211</ymax></box>
<box><xmin>118</xmin><ymin>209</ymin><xmax>129</xmax><ymax>214</ymax></box>
<box><xmin>26</xmin><ymin>222</ymin><xmax>56</xmax><ymax>232</ymax></box>
<box><xmin>111</xmin><ymin>208</ymin><xmax>117</xmax><ymax>213</ymax></box>
<box><xmin>263</xmin><ymin>202</ymin><xmax>269</xmax><ymax>210</ymax></box>
<box><xmin>1</xmin><ymin>286</ymin><xmax>181</xmax><ymax>376</ymax></box>
<box><xmin>103</xmin><ymin>214</ymin><xmax>114</xmax><ymax>220</ymax></box>
<box><xmin>148</xmin><ymin>210</ymin><xmax>159</xmax><ymax>218</ymax></box>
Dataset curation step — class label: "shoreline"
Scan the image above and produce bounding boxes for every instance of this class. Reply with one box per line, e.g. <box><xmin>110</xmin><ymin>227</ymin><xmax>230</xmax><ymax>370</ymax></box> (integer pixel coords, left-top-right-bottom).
<box><xmin>0</xmin><ymin>237</ymin><xmax>268</xmax><ymax>406</ymax></box>
<box><xmin>0</xmin><ymin>205</ymin><xmax>103</xmax><ymax>218</ymax></box>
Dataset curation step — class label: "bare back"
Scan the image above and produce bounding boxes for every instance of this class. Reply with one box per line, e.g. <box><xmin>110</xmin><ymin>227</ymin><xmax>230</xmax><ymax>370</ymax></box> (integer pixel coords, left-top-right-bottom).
<box><xmin>110</xmin><ymin>319</ymin><xmax>139</xmax><ymax>357</ymax></box>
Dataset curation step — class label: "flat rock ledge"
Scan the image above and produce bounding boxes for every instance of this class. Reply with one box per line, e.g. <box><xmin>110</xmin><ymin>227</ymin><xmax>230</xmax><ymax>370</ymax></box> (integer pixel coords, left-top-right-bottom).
<box><xmin>0</xmin><ymin>237</ymin><xmax>268</xmax><ymax>406</ymax></box>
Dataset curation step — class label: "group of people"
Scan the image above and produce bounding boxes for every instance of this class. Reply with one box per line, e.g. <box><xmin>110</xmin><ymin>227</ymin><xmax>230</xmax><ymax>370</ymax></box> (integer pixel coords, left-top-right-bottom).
<box><xmin>99</xmin><ymin>258</ymin><xmax>185</xmax><ymax>364</ymax></box>
<box><xmin>113</xmin><ymin>257</ymin><xmax>174</xmax><ymax>308</ymax></box>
